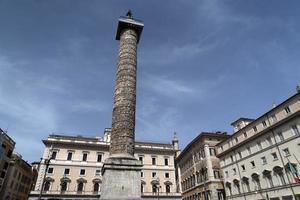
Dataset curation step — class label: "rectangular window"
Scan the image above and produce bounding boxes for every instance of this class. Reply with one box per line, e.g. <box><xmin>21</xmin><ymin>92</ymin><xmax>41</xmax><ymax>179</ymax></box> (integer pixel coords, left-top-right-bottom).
<box><xmin>209</xmin><ymin>148</ymin><xmax>216</xmax><ymax>156</ymax></box>
<box><xmin>261</xmin><ymin>156</ymin><xmax>267</xmax><ymax>165</ymax></box>
<box><xmin>266</xmin><ymin>137</ymin><xmax>273</xmax><ymax>145</ymax></box>
<box><xmin>225</xmin><ymin>171</ymin><xmax>228</xmax><ymax>178</ymax></box>
<box><xmin>285</xmin><ymin>106</ymin><xmax>291</xmax><ymax>114</ymax></box>
<box><xmin>97</xmin><ymin>154</ymin><xmax>102</xmax><ymax>162</ymax></box>
<box><xmin>164</xmin><ymin>158</ymin><xmax>169</xmax><ymax>166</ymax></box>
<box><xmin>152</xmin><ymin>172</ymin><xmax>156</xmax><ymax>178</ymax></box>
<box><xmin>165</xmin><ymin>172</ymin><xmax>169</xmax><ymax>178</ymax></box>
<box><xmin>247</xmin><ymin>147</ymin><xmax>251</xmax><ymax>155</ymax></box>
<box><xmin>95</xmin><ymin>170</ymin><xmax>101</xmax><ymax>176</ymax></box>
<box><xmin>241</xmin><ymin>165</ymin><xmax>245</xmax><ymax>171</ymax></box>
<box><xmin>233</xmin><ymin>168</ymin><xmax>236</xmax><ymax>175</ymax></box>
<box><xmin>262</xmin><ymin>121</ymin><xmax>267</xmax><ymax>127</ymax></box>
<box><xmin>243</xmin><ymin>132</ymin><xmax>247</xmax><ymax>138</ymax></box>
<box><xmin>48</xmin><ymin>167</ymin><xmax>54</xmax><ymax>174</ymax></box>
<box><xmin>257</xmin><ymin>141</ymin><xmax>262</xmax><ymax>150</ymax></box>
<box><xmin>283</xmin><ymin>148</ymin><xmax>290</xmax><ymax>157</ymax></box>
<box><xmin>141</xmin><ymin>172</ymin><xmax>144</xmax><ymax>177</ymax></box>
<box><xmin>139</xmin><ymin>156</ymin><xmax>143</xmax><ymax>164</ymax></box>
<box><xmin>235</xmin><ymin>137</ymin><xmax>238</xmax><ymax>143</ymax></box>
<box><xmin>67</xmin><ymin>152</ymin><xmax>73</xmax><ymax>161</ymax></box>
<box><xmin>278</xmin><ymin>132</ymin><xmax>284</xmax><ymax>142</ymax></box>
<box><xmin>230</xmin><ymin>155</ymin><xmax>234</xmax><ymax>162</ymax></box>
<box><xmin>250</xmin><ymin>161</ymin><xmax>256</xmax><ymax>168</ymax></box>
<box><xmin>152</xmin><ymin>157</ymin><xmax>156</xmax><ymax>165</ymax></box>
<box><xmin>80</xmin><ymin>169</ymin><xmax>85</xmax><ymax>175</ymax></box>
<box><xmin>0</xmin><ymin>171</ymin><xmax>5</xmax><ymax>178</ymax></box>
<box><xmin>51</xmin><ymin>151</ymin><xmax>57</xmax><ymax>160</ymax></box>
<box><xmin>214</xmin><ymin>170</ymin><xmax>220</xmax><ymax>179</ymax></box>
<box><xmin>64</xmin><ymin>168</ymin><xmax>70</xmax><ymax>175</ymax></box>
<box><xmin>82</xmin><ymin>153</ymin><xmax>87</xmax><ymax>161</ymax></box>
<box><xmin>272</xmin><ymin>114</ymin><xmax>277</xmax><ymax>123</ymax></box>
<box><xmin>253</xmin><ymin>126</ymin><xmax>257</xmax><ymax>132</ymax></box>
<box><xmin>238</xmin><ymin>152</ymin><xmax>242</xmax><ymax>159</ymax></box>
<box><xmin>3</xmin><ymin>162</ymin><xmax>8</xmax><ymax>170</ymax></box>
<box><xmin>292</xmin><ymin>125</ymin><xmax>300</xmax><ymax>135</ymax></box>
<box><xmin>271</xmin><ymin>152</ymin><xmax>278</xmax><ymax>160</ymax></box>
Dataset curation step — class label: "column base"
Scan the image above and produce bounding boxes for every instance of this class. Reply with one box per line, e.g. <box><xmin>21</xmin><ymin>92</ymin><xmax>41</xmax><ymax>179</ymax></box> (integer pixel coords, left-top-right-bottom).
<box><xmin>100</xmin><ymin>156</ymin><xmax>143</xmax><ymax>200</ymax></box>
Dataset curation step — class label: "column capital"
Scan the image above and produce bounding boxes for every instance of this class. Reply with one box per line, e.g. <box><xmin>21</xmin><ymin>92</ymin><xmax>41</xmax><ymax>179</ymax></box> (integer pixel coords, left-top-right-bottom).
<box><xmin>116</xmin><ymin>15</ymin><xmax>144</xmax><ymax>43</ymax></box>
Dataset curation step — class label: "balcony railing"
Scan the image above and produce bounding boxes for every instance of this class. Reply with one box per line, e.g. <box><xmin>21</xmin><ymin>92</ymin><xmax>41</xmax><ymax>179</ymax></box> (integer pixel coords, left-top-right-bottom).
<box><xmin>30</xmin><ymin>190</ymin><xmax>100</xmax><ymax>195</ymax></box>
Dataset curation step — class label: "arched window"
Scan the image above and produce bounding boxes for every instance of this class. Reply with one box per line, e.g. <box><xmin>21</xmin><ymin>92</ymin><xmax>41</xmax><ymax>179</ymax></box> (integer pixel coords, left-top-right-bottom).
<box><xmin>77</xmin><ymin>182</ymin><xmax>84</xmax><ymax>192</ymax></box>
<box><xmin>152</xmin><ymin>185</ymin><xmax>157</xmax><ymax>193</ymax></box>
<box><xmin>94</xmin><ymin>182</ymin><xmax>99</xmax><ymax>192</ymax></box>
<box><xmin>43</xmin><ymin>181</ymin><xmax>51</xmax><ymax>191</ymax></box>
<box><xmin>61</xmin><ymin>181</ymin><xmax>67</xmax><ymax>192</ymax></box>
<box><xmin>166</xmin><ymin>185</ymin><xmax>170</xmax><ymax>193</ymax></box>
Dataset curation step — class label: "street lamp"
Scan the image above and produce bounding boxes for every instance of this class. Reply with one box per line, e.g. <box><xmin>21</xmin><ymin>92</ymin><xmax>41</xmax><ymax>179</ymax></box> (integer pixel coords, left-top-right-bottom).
<box><xmin>38</xmin><ymin>156</ymin><xmax>52</xmax><ymax>200</ymax></box>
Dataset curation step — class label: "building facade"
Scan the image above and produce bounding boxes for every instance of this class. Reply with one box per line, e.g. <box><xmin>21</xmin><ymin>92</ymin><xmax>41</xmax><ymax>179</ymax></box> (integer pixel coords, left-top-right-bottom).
<box><xmin>29</xmin><ymin>129</ymin><xmax>182</xmax><ymax>200</ymax></box>
<box><xmin>0</xmin><ymin>129</ymin><xmax>15</xmax><ymax>193</ymax></box>
<box><xmin>176</xmin><ymin>132</ymin><xmax>229</xmax><ymax>200</ymax></box>
<box><xmin>0</xmin><ymin>153</ymin><xmax>33</xmax><ymax>200</ymax></box>
<box><xmin>216</xmin><ymin>91</ymin><xmax>300</xmax><ymax>200</ymax></box>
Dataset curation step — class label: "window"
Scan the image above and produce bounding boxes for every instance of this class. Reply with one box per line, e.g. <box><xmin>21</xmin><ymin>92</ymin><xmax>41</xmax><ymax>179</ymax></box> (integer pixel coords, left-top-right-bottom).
<box><xmin>165</xmin><ymin>172</ymin><xmax>169</xmax><ymax>178</ymax></box>
<box><xmin>93</xmin><ymin>183</ymin><xmax>99</xmax><ymax>192</ymax></box>
<box><xmin>230</xmin><ymin>155</ymin><xmax>234</xmax><ymax>162</ymax></box>
<box><xmin>0</xmin><ymin>171</ymin><xmax>6</xmax><ymax>178</ymax></box>
<box><xmin>164</xmin><ymin>158</ymin><xmax>169</xmax><ymax>166</ymax></box>
<box><xmin>51</xmin><ymin>151</ymin><xmax>57</xmax><ymax>160</ymax></box>
<box><xmin>95</xmin><ymin>170</ymin><xmax>101</xmax><ymax>176</ymax></box>
<box><xmin>262</xmin><ymin>121</ymin><xmax>267</xmax><ymax>127</ymax></box>
<box><xmin>152</xmin><ymin>157</ymin><xmax>156</xmax><ymax>165</ymax></box>
<box><xmin>64</xmin><ymin>168</ymin><xmax>70</xmax><ymax>175</ymax></box>
<box><xmin>166</xmin><ymin>185</ymin><xmax>170</xmax><ymax>193</ymax></box>
<box><xmin>250</xmin><ymin>161</ymin><xmax>256</xmax><ymax>168</ymax></box>
<box><xmin>283</xmin><ymin>148</ymin><xmax>290</xmax><ymax>157</ymax></box>
<box><xmin>139</xmin><ymin>156</ymin><xmax>143</xmax><ymax>164</ymax></box>
<box><xmin>48</xmin><ymin>167</ymin><xmax>54</xmax><ymax>174</ymax></box>
<box><xmin>266</xmin><ymin>137</ymin><xmax>273</xmax><ymax>145</ymax></box>
<box><xmin>209</xmin><ymin>148</ymin><xmax>216</xmax><ymax>156</ymax></box>
<box><xmin>44</xmin><ymin>181</ymin><xmax>50</xmax><ymax>191</ymax></box>
<box><xmin>7</xmin><ymin>149</ymin><xmax>12</xmax><ymax>158</ymax></box>
<box><xmin>253</xmin><ymin>126</ymin><xmax>257</xmax><ymax>132</ymax></box>
<box><xmin>278</xmin><ymin>132</ymin><xmax>284</xmax><ymax>141</ymax></box>
<box><xmin>77</xmin><ymin>182</ymin><xmax>83</xmax><ymax>192</ymax></box>
<box><xmin>243</xmin><ymin>132</ymin><xmax>247</xmax><ymax>138</ymax></box>
<box><xmin>3</xmin><ymin>162</ymin><xmax>8</xmax><ymax>170</ymax></box>
<box><xmin>271</xmin><ymin>152</ymin><xmax>278</xmax><ymax>160</ymax></box>
<box><xmin>261</xmin><ymin>156</ymin><xmax>267</xmax><ymax>165</ymax></box>
<box><xmin>292</xmin><ymin>125</ymin><xmax>300</xmax><ymax>135</ymax></box>
<box><xmin>141</xmin><ymin>172</ymin><xmax>144</xmax><ymax>177</ymax></box>
<box><xmin>233</xmin><ymin>168</ymin><xmax>236</xmax><ymax>175</ymax></box>
<box><xmin>238</xmin><ymin>152</ymin><xmax>242</xmax><ymax>159</ymax></box>
<box><xmin>67</xmin><ymin>152</ymin><xmax>73</xmax><ymax>161</ymax></box>
<box><xmin>152</xmin><ymin>172</ymin><xmax>156</xmax><ymax>178</ymax></box>
<box><xmin>152</xmin><ymin>185</ymin><xmax>157</xmax><ymax>193</ymax></box>
<box><xmin>225</xmin><ymin>171</ymin><xmax>229</xmax><ymax>178</ymax></box>
<box><xmin>284</xmin><ymin>106</ymin><xmax>291</xmax><ymax>114</ymax></box>
<box><xmin>235</xmin><ymin>137</ymin><xmax>238</xmax><ymax>143</ymax></box>
<box><xmin>80</xmin><ymin>169</ymin><xmax>85</xmax><ymax>176</ymax></box>
<box><xmin>241</xmin><ymin>165</ymin><xmax>245</xmax><ymax>171</ymax></box>
<box><xmin>214</xmin><ymin>170</ymin><xmax>220</xmax><ymax>179</ymax></box>
<box><xmin>272</xmin><ymin>114</ymin><xmax>277</xmax><ymax>123</ymax></box>
<box><xmin>82</xmin><ymin>153</ymin><xmax>87</xmax><ymax>161</ymax></box>
<box><xmin>247</xmin><ymin>147</ymin><xmax>251</xmax><ymax>155</ymax></box>
<box><xmin>61</xmin><ymin>181</ymin><xmax>67</xmax><ymax>192</ymax></box>
<box><xmin>97</xmin><ymin>154</ymin><xmax>102</xmax><ymax>162</ymax></box>
<box><xmin>257</xmin><ymin>141</ymin><xmax>262</xmax><ymax>150</ymax></box>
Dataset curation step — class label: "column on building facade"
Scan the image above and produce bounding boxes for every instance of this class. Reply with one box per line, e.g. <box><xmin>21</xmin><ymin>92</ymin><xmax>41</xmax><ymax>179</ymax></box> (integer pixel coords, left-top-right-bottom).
<box><xmin>204</xmin><ymin>143</ymin><xmax>218</xmax><ymax>200</ymax></box>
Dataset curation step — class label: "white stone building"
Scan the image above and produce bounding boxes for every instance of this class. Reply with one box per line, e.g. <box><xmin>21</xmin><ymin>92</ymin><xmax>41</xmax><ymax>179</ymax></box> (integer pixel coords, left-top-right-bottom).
<box><xmin>216</xmin><ymin>91</ymin><xmax>300</xmax><ymax>200</ymax></box>
<box><xmin>29</xmin><ymin>129</ymin><xmax>182</xmax><ymax>200</ymax></box>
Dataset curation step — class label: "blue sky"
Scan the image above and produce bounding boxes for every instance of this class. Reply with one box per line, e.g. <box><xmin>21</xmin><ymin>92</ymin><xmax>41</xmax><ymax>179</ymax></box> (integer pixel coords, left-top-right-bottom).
<box><xmin>0</xmin><ymin>0</ymin><xmax>299</xmax><ymax>162</ymax></box>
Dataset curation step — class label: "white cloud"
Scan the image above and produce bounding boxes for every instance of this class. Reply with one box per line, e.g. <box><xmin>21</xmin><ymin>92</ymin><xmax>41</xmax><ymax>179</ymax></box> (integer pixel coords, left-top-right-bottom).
<box><xmin>71</xmin><ymin>100</ymin><xmax>108</xmax><ymax>113</ymax></box>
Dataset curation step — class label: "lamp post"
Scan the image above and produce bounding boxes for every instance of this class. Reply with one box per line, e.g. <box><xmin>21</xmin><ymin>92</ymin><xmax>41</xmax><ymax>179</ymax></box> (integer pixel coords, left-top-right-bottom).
<box><xmin>38</xmin><ymin>157</ymin><xmax>52</xmax><ymax>200</ymax></box>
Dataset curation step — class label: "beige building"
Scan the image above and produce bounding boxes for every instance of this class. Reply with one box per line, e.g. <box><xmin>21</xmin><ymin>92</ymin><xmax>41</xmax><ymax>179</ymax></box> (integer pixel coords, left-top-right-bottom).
<box><xmin>216</xmin><ymin>90</ymin><xmax>300</xmax><ymax>200</ymax></box>
<box><xmin>176</xmin><ymin>132</ymin><xmax>230</xmax><ymax>200</ymax></box>
<box><xmin>0</xmin><ymin>129</ymin><xmax>15</xmax><ymax>193</ymax></box>
<box><xmin>0</xmin><ymin>153</ymin><xmax>33</xmax><ymax>200</ymax></box>
<box><xmin>29</xmin><ymin>128</ymin><xmax>182</xmax><ymax>200</ymax></box>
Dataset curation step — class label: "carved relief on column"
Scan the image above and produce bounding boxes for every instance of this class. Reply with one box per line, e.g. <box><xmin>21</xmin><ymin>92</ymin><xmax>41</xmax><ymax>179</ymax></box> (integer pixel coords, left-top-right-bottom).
<box><xmin>110</xmin><ymin>28</ymin><xmax>138</xmax><ymax>156</ymax></box>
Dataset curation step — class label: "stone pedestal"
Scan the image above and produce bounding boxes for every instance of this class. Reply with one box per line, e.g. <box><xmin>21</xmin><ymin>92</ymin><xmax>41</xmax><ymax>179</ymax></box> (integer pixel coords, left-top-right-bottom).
<box><xmin>101</xmin><ymin>157</ymin><xmax>142</xmax><ymax>200</ymax></box>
